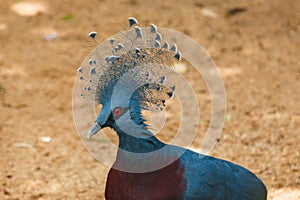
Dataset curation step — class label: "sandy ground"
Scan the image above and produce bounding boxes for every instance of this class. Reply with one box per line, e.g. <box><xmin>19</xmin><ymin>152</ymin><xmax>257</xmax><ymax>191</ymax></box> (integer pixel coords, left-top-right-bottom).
<box><xmin>0</xmin><ymin>0</ymin><xmax>299</xmax><ymax>199</ymax></box>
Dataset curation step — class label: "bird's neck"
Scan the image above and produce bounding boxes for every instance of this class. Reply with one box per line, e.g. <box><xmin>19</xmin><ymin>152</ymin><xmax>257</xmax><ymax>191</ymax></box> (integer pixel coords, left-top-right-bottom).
<box><xmin>112</xmin><ymin>126</ymin><xmax>185</xmax><ymax>172</ymax></box>
<box><xmin>112</xmin><ymin>127</ymin><xmax>186</xmax><ymax>172</ymax></box>
<box><xmin>117</xmin><ymin>129</ymin><xmax>165</xmax><ymax>153</ymax></box>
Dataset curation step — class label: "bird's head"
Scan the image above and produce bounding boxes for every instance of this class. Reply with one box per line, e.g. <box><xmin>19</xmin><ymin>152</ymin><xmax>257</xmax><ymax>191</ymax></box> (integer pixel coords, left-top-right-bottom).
<box><xmin>87</xmin><ymin>90</ymin><xmax>147</xmax><ymax>139</ymax></box>
<box><xmin>77</xmin><ymin>17</ymin><xmax>180</xmax><ymax>140</ymax></box>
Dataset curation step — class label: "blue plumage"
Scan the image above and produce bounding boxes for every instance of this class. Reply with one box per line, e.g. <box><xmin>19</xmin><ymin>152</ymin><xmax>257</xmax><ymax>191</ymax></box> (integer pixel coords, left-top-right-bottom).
<box><xmin>181</xmin><ymin>150</ymin><xmax>267</xmax><ymax>199</ymax></box>
<box><xmin>95</xmin><ymin>109</ymin><xmax>267</xmax><ymax>199</ymax></box>
<box><xmin>103</xmin><ymin>120</ymin><xmax>267</xmax><ymax>199</ymax></box>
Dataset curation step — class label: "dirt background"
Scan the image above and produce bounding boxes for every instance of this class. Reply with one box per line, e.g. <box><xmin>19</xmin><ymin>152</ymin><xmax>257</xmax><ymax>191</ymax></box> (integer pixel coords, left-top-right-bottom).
<box><xmin>0</xmin><ymin>0</ymin><xmax>299</xmax><ymax>199</ymax></box>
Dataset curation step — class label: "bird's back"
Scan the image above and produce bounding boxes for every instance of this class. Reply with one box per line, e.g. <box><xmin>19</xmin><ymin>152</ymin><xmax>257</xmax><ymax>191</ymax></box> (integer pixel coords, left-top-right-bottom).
<box><xmin>181</xmin><ymin>150</ymin><xmax>267</xmax><ymax>200</ymax></box>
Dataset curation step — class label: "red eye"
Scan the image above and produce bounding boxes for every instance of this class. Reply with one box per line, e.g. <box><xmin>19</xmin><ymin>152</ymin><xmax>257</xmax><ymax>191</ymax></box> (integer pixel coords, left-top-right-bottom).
<box><xmin>113</xmin><ymin>107</ymin><xmax>123</xmax><ymax>118</ymax></box>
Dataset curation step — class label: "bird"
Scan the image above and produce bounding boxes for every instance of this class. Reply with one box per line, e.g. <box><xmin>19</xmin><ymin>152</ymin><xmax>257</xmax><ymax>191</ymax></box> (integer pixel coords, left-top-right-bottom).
<box><xmin>76</xmin><ymin>17</ymin><xmax>267</xmax><ymax>200</ymax></box>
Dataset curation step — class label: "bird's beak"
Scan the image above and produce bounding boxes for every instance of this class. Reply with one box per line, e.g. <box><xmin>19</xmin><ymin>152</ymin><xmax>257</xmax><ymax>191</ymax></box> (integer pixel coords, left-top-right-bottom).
<box><xmin>87</xmin><ymin>122</ymin><xmax>101</xmax><ymax>139</ymax></box>
<box><xmin>87</xmin><ymin>104</ymin><xmax>111</xmax><ymax>139</ymax></box>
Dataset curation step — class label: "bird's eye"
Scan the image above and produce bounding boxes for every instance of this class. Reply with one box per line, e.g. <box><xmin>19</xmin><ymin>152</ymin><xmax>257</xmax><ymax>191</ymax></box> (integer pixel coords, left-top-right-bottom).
<box><xmin>113</xmin><ymin>107</ymin><xmax>123</xmax><ymax>118</ymax></box>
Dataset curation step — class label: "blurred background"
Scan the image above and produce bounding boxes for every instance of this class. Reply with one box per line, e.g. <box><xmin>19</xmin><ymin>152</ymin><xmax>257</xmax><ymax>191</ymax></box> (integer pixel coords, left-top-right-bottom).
<box><xmin>0</xmin><ymin>0</ymin><xmax>299</xmax><ymax>199</ymax></box>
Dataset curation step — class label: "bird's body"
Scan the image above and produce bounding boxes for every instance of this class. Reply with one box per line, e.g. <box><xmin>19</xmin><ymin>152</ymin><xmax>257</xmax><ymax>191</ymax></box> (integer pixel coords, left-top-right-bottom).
<box><xmin>105</xmin><ymin>133</ymin><xmax>267</xmax><ymax>200</ymax></box>
<box><xmin>76</xmin><ymin>17</ymin><xmax>267</xmax><ymax>200</ymax></box>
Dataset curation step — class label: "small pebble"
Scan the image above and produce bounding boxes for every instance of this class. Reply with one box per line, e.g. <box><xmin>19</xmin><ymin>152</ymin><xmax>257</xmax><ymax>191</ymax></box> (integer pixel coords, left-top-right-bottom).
<box><xmin>10</xmin><ymin>1</ymin><xmax>48</xmax><ymax>17</ymax></box>
<box><xmin>40</xmin><ymin>136</ymin><xmax>51</xmax><ymax>143</ymax></box>
<box><xmin>44</xmin><ymin>32</ymin><xmax>58</xmax><ymax>42</ymax></box>
<box><xmin>201</xmin><ymin>8</ymin><xmax>218</xmax><ymax>19</ymax></box>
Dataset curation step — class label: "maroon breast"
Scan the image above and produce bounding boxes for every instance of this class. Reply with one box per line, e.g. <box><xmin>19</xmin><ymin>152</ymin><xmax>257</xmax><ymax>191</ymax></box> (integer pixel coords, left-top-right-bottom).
<box><xmin>105</xmin><ymin>159</ymin><xmax>186</xmax><ymax>200</ymax></box>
